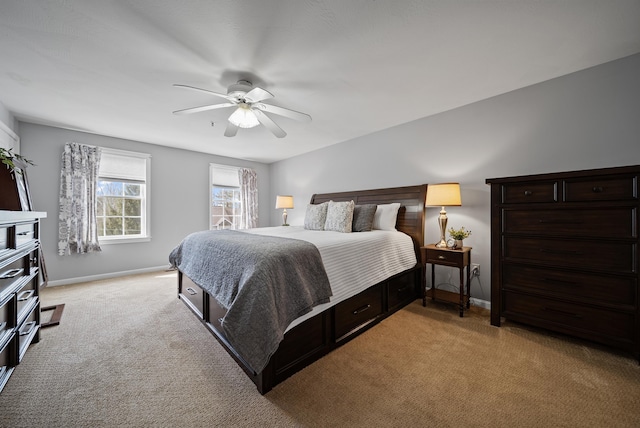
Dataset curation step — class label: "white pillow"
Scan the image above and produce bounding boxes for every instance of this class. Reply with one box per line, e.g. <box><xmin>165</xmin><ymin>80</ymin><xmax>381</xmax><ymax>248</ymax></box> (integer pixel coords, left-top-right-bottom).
<box><xmin>324</xmin><ymin>200</ymin><xmax>355</xmax><ymax>233</ymax></box>
<box><xmin>372</xmin><ymin>203</ymin><xmax>401</xmax><ymax>230</ymax></box>
<box><xmin>304</xmin><ymin>202</ymin><xmax>329</xmax><ymax>230</ymax></box>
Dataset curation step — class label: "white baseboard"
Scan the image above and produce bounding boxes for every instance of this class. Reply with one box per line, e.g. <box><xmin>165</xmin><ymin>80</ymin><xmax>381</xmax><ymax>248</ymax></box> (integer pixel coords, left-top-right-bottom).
<box><xmin>470</xmin><ymin>297</ymin><xmax>490</xmax><ymax>310</ymax></box>
<box><xmin>46</xmin><ymin>265</ymin><xmax>174</xmax><ymax>287</ymax></box>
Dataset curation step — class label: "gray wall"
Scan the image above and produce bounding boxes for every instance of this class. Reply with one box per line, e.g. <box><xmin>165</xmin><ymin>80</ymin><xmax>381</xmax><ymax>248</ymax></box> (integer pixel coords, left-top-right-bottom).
<box><xmin>0</xmin><ymin>101</ymin><xmax>15</xmax><ymax>133</ymax></box>
<box><xmin>18</xmin><ymin>123</ymin><xmax>270</xmax><ymax>284</ymax></box>
<box><xmin>270</xmin><ymin>53</ymin><xmax>640</xmax><ymax>302</ymax></box>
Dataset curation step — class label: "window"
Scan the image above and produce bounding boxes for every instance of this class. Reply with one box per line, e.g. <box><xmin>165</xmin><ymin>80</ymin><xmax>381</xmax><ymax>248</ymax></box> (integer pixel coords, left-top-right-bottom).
<box><xmin>97</xmin><ymin>148</ymin><xmax>151</xmax><ymax>242</ymax></box>
<box><xmin>210</xmin><ymin>164</ymin><xmax>241</xmax><ymax>230</ymax></box>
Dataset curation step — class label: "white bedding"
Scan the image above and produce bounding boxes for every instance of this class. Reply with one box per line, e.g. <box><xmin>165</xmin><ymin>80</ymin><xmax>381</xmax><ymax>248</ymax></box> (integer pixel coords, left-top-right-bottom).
<box><xmin>242</xmin><ymin>226</ymin><xmax>418</xmax><ymax>331</ymax></box>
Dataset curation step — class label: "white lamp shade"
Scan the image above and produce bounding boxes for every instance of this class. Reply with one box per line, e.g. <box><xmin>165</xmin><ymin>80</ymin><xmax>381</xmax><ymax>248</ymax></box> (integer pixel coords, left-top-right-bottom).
<box><xmin>275</xmin><ymin>195</ymin><xmax>294</xmax><ymax>209</ymax></box>
<box><xmin>229</xmin><ymin>104</ymin><xmax>260</xmax><ymax>128</ymax></box>
<box><xmin>426</xmin><ymin>183</ymin><xmax>462</xmax><ymax>206</ymax></box>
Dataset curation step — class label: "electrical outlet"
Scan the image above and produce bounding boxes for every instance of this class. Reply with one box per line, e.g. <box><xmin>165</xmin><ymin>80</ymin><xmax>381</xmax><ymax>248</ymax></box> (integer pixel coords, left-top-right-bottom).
<box><xmin>471</xmin><ymin>263</ymin><xmax>480</xmax><ymax>276</ymax></box>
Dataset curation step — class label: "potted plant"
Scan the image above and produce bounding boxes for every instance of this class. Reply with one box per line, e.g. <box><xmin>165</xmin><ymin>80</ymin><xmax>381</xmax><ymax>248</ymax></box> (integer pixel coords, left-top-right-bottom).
<box><xmin>0</xmin><ymin>147</ymin><xmax>34</xmax><ymax>174</ymax></box>
<box><xmin>448</xmin><ymin>226</ymin><xmax>471</xmax><ymax>249</ymax></box>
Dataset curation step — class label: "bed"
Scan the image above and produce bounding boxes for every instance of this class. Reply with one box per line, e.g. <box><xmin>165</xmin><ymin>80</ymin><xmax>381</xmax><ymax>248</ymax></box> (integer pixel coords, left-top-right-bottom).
<box><xmin>171</xmin><ymin>184</ymin><xmax>427</xmax><ymax>394</ymax></box>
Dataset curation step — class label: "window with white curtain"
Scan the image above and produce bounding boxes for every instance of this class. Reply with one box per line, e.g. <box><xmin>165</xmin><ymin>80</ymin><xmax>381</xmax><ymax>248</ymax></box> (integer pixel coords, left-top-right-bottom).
<box><xmin>97</xmin><ymin>148</ymin><xmax>151</xmax><ymax>242</ymax></box>
<box><xmin>210</xmin><ymin>164</ymin><xmax>241</xmax><ymax>230</ymax></box>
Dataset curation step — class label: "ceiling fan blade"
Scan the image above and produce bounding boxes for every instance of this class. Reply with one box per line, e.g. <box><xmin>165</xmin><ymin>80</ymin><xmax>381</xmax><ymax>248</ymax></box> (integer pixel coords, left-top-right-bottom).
<box><xmin>243</xmin><ymin>87</ymin><xmax>274</xmax><ymax>103</ymax></box>
<box><xmin>253</xmin><ymin>109</ymin><xmax>286</xmax><ymax>138</ymax></box>
<box><xmin>172</xmin><ymin>102</ymin><xmax>237</xmax><ymax>115</ymax></box>
<box><xmin>224</xmin><ymin>122</ymin><xmax>239</xmax><ymax>137</ymax></box>
<box><xmin>255</xmin><ymin>103</ymin><xmax>312</xmax><ymax>123</ymax></box>
<box><xmin>173</xmin><ymin>84</ymin><xmax>234</xmax><ymax>101</ymax></box>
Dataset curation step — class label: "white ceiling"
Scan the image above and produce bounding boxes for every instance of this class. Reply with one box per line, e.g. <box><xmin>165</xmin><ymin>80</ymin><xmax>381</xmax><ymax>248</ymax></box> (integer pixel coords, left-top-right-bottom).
<box><xmin>1</xmin><ymin>1</ymin><xmax>639</xmax><ymax>164</ymax></box>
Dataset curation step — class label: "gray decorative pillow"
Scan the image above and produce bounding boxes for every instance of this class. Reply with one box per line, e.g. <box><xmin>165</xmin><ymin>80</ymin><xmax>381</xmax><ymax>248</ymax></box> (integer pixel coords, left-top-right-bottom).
<box><xmin>352</xmin><ymin>204</ymin><xmax>377</xmax><ymax>232</ymax></box>
<box><xmin>304</xmin><ymin>202</ymin><xmax>329</xmax><ymax>230</ymax></box>
<box><xmin>324</xmin><ymin>200</ymin><xmax>355</xmax><ymax>233</ymax></box>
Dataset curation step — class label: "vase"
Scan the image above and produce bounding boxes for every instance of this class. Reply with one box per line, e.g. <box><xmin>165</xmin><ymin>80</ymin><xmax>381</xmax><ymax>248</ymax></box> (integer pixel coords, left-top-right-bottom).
<box><xmin>455</xmin><ymin>239</ymin><xmax>463</xmax><ymax>249</ymax></box>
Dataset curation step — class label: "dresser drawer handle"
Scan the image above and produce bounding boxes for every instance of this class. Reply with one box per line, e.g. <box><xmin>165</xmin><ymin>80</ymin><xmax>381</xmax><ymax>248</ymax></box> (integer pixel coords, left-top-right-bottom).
<box><xmin>16</xmin><ymin>231</ymin><xmax>31</xmax><ymax>236</ymax></box>
<box><xmin>352</xmin><ymin>304</ymin><xmax>371</xmax><ymax>315</ymax></box>
<box><xmin>592</xmin><ymin>186</ymin><xmax>604</xmax><ymax>193</ymax></box>
<box><xmin>19</xmin><ymin>320</ymin><xmax>37</xmax><ymax>336</ymax></box>
<box><xmin>541</xmin><ymin>278</ymin><xmax>576</xmax><ymax>286</ymax></box>
<box><xmin>0</xmin><ymin>268</ymin><xmax>23</xmax><ymax>279</ymax></box>
<box><xmin>185</xmin><ymin>287</ymin><xmax>198</xmax><ymax>296</ymax></box>
<box><xmin>396</xmin><ymin>285</ymin><xmax>411</xmax><ymax>294</ymax></box>
<box><xmin>543</xmin><ymin>307</ymin><xmax>582</xmax><ymax>319</ymax></box>
<box><xmin>537</xmin><ymin>219</ymin><xmax>583</xmax><ymax>225</ymax></box>
<box><xmin>540</xmin><ymin>249</ymin><xmax>583</xmax><ymax>256</ymax></box>
<box><xmin>523</xmin><ymin>190</ymin><xmax>533</xmax><ymax>196</ymax></box>
<box><xmin>17</xmin><ymin>290</ymin><xmax>35</xmax><ymax>301</ymax></box>
<box><xmin>0</xmin><ymin>321</ymin><xmax>6</xmax><ymax>331</ymax></box>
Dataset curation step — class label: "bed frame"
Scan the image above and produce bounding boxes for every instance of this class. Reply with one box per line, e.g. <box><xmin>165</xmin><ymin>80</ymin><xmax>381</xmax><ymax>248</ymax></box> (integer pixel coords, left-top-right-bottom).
<box><xmin>177</xmin><ymin>184</ymin><xmax>427</xmax><ymax>394</ymax></box>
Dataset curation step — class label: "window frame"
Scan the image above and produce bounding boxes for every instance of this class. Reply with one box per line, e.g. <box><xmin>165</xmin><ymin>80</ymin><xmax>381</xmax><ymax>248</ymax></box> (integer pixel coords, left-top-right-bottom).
<box><xmin>210</xmin><ymin>164</ymin><xmax>241</xmax><ymax>231</ymax></box>
<box><xmin>97</xmin><ymin>148</ymin><xmax>151</xmax><ymax>244</ymax></box>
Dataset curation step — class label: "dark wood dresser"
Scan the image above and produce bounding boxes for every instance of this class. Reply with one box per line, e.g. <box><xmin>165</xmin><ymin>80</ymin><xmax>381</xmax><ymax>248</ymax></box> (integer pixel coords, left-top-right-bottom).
<box><xmin>486</xmin><ymin>165</ymin><xmax>639</xmax><ymax>362</ymax></box>
<box><xmin>0</xmin><ymin>210</ymin><xmax>46</xmax><ymax>393</ymax></box>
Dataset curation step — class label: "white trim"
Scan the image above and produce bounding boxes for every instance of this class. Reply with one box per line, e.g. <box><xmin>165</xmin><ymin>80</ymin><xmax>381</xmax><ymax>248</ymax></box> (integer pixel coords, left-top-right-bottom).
<box><xmin>46</xmin><ymin>265</ymin><xmax>173</xmax><ymax>287</ymax></box>
<box><xmin>470</xmin><ymin>297</ymin><xmax>491</xmax><ymax>310</ymax></box>
<box><xmin>0</xmin><ymin>120</ymin><xmax>19</xmax><ymax>152</ymax></box>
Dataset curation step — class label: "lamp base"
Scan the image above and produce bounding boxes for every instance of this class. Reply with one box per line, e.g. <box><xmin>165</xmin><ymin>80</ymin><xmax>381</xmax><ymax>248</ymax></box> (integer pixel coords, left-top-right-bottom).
<box><xmin>435</xmin><ymin>239</ymin><xmax>448</xmax><ymax>248</ymax></box>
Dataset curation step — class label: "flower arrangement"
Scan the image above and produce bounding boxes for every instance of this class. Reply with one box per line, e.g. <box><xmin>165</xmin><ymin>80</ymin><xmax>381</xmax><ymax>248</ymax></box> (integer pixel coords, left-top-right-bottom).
<box><xmin>0</xmin><ymin>147</ymin><xmax>34</xmax><ymax>174</ymax></box>
<box><xmin>448</xmin><ymin>226</ymin><xmax>471</xmax><ymax>240</ymax></box>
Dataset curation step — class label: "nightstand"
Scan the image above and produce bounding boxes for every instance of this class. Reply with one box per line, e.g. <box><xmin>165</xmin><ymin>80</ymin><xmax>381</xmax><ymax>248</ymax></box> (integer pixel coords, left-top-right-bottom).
<box><xmin>421</xmin><ymin>244</ymin><xmax>472</xmax><ymax>317</ymax></box>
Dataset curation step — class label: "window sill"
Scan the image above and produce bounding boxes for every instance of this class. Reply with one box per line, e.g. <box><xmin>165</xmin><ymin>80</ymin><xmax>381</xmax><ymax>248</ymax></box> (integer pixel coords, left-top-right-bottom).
<box><xmin>99</xmin><ymin>236</ymin><xmax>151</xmax><ymax>245</ymax></box>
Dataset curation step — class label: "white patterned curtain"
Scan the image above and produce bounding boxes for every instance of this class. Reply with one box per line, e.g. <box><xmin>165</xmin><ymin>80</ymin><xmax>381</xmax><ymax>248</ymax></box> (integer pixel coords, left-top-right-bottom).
<box><xmin>58</xmin><ymin>143</ymin><xmax>102</xmax><ymax>255</ymax></box>
<box><xmin>238</xmin><ymin>168</ymin><xmax>258</xmax><ymax>229</ymax></box>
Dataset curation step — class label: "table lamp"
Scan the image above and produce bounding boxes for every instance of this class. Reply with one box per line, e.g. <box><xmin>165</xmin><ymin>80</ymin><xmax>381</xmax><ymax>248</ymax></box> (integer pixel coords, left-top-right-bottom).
<box><xmin>275</xmin><ymin>195</ymin><xmax>294</xmax><ymax>226</ymax></box>
<box><xmin>426</xmin><ymin>183</ymin><xmax>461</xmax><ymax>248</ymax></box>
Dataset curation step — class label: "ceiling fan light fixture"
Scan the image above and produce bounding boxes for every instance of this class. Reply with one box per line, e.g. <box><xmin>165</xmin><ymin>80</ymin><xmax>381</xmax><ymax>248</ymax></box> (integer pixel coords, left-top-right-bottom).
<box><xmin>228</xmin><ymin>103</ymin><xmax>260</xmax><ymax>129</ymax></box>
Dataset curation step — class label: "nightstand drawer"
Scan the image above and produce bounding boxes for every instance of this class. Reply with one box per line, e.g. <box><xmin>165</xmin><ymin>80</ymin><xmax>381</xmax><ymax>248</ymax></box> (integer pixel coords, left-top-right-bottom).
<box><xmin>503</xmin><ymin>208</ymin><xmax>635</xmax><ymax>238</ymax></box>
<box><xmin>334</xmin><ymin>283</ymin><xmax>383</xmax><ymax>340</ymax></box>
<box><xmin>503</xmin><ymin>237</ymin><xmax>635</xmax><ymax>273</ymax></box>
<box><xmin>564</xmin><ymin>176</ymin><xmax>637</xmax><ymax>202</ymax></box>
<box><xmin>425</xmin><ymin>248</ymin><xmax>465</xmax><ymax>267</ymax></box>
<box><xmin>503</xmin><ymin>264</ymin><xmax>636</xmax><ymax>306</ymax></box>
<box><xmin>501</xmin><ymin>181</ymin><xmax>557</xmax><ymax>204</ymax></box>
<box><xmin>503</xmin><ymin>291</ymin><xmax>635</xmax><ymax>342</ymax></box>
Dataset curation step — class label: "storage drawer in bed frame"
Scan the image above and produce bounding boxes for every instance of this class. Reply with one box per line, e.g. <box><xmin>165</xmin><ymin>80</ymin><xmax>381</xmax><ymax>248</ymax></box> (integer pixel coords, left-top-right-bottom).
<box><xmin>178</xmin><ymin>265</ymin><xmax>421</xmax><ymax>393</ymax></box>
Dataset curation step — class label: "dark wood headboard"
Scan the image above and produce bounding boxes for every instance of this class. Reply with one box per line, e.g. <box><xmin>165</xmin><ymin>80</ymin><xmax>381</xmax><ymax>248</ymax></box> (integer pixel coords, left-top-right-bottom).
<box><xmin>310</xmin><ymin>184</ymin><xmax>427</xmax><ymax>258</ymax></box>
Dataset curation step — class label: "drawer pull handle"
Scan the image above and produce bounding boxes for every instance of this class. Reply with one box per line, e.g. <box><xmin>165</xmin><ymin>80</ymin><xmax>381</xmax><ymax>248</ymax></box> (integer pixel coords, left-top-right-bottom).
<box><xmin>16</xmin><ymin>231</ymin><xmax>31</xmax><ymax>236</ymax></box>
<box><xmin>438</xmin><ymin>255</ymin><xmax>446</xmax><ymax>260</ymax></box>
<box><xmin>0</xmin><ymin>268</ymin><xmax>23</xmax><ymax>279</ymax></box>
<box><xmin>17</xmin><ymin>290</ymin><xmax>35</xmax><ymax>301</ymax></box>
<box><xmin>592</xmin><ymin>186</ymin><xmax>603</xmax><ymax>193</ymax></box>
<box><xmin>537</xmin><ymin>219</ymin><xmax>583</xmax><ymax>225</ymax></box>
<box><xmin>397</xmin><ymin>285</ymin><xmax>411</xmax><ymax>294</ymax></box>
<box><xmin>0</xmin><ymin>321</ymin><xmax>6</xmax><ymax>331</ymax></box>
<box><xmin>352</xmin><ymin>304</ymin><xmax>371</xmax><ymax>315</ymax></box>
<box><xmin>540</xmin><ymin>249</ymin><xmax>583</xmax><ymax>256</ymax></box>
<box><xmin>185</xmin><ymin>287</ymin><xmax>198</xmax><ymax>296</ymax></box>
<box><xmin>543</xmin><ymin>307</ymin><xmax>582</xmax><ymax>319</ymax></box>
<box><xmin>19</xmin><ymin>320</ymin><xmax>37</xmax><ymax>336</ymax></box>
<box><xmin>541</xmin><ymin>278</ymin><xmax>576</xmax><ymax>286</ymax></box>
<box><xmin>524</xmin><ymin>190</ymin><xmax>533</xmax><ymax>196</ymax></box>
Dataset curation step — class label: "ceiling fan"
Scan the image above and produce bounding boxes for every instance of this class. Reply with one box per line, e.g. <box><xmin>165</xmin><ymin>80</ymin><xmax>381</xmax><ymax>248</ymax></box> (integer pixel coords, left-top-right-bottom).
<box><xmin>172</xmin><ymin>80</ymin><xmax>311</xmax><ymax>138</ymax></box>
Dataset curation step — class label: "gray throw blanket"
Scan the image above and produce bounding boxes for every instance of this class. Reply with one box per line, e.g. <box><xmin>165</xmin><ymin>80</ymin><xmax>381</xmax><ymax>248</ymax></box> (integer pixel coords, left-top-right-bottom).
<box><xmin>169</xmin><ymin>229</ymin><xmax>332</xmax><ymax>373</ymax></box>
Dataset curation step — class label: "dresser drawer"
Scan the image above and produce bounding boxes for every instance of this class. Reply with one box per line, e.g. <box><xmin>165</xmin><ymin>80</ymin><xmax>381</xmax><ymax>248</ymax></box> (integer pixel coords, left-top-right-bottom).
<box><xmin>0</xmin><ymin>294</ymin><xmax>15</xmax><ymax>345</ymax></box>
<box><xmin>17</xmin><ymin>303</ymin><xmax>39</xmax><ymax>363</ymax></box>
<box><xmin>334</xmin><ymin>283</ymin><xmax>383</xmax><ymax>340</ymax></box>
<box><xmin>503</xmin><ymin>264</ymin><xmax>636</xmax><ymax>306</ymax></box>
<box><xmin>0</xmin><ymin>225</ymin><xmax>9</xmax><ymax>252</ymax></box>
<box><xmin>15</xmin><ymin>222</ymin><xmax>37</xmax><ymax>248</ymax></box>
<box><xmin>16</xmin><ymin>277</ymin><xmax>38</xmax><ymax>324</ymax></box>
<box><xmin>0</xmin><ymin>333</ymin><xmax>15</xmax><ymax>382</ymax></box>
<box><xmin>503</xmin><ymin>207</ymin><xmax>635</xmax><ymax>238</ymax></box>
<box><xmin>0</xmin><ymin>252</ymin><xmax>28</xmax><ymax>294</ymax></box>
<box><xmin>501</xmin><ymin>181</ymin><xmax>557</xmax><ymax>204</ymax></box>
<box><xmin>179</xmin><ymin>274</ymin><xmax>205</xmax><ymax>319</ymax></box>
<box><xmin>564</xmin><ymin>175</ymin><xmax>637</xmax><ymax>202</ymax></box>
<box><xmin>503</xmin><ymin>291</ymin><xmax>635</xmax><ymax>343</ymax></box>
<box><xmin>503</xmin><ymin>237</ymin><xmax>636</xmax><ymax>273</ymax></box>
